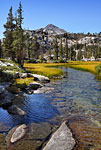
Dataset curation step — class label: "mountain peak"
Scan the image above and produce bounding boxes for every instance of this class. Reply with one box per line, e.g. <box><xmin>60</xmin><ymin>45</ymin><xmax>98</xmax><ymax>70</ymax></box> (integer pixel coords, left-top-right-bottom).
<box><xmin>44</xmin><ymin>24</ymin><xmax>67</xmax><ymax>35</ymax></box>
<box><xmin>45</xmin><ymin>24</ymin><xmax>57</xmax><ymax>28</ymax></box>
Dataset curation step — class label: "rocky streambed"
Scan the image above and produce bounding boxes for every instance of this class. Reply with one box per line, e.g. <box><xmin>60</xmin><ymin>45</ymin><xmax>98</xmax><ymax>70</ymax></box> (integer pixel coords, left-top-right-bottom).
<box><xmin>0</xmin><ymin>67</ymin><xmax>101</xmax><ymax>150</ymax></box>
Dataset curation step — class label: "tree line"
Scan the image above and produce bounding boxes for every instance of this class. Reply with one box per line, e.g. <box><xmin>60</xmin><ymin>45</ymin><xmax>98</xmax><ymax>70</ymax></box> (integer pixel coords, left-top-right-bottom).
<box><xmin>0</xmin><ymin>2</ymin><xmax>101</xmax><ymax>66</ymax></box>
<box><xmin>0</xmin><ymin>2</ymin><xmax>40</xmax><ymax>66</ymax></box>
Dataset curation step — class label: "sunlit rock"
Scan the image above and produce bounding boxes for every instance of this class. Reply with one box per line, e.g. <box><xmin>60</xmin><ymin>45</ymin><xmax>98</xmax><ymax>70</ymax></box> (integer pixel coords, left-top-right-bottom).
<box><xmin>33</xmin><ymin>74</ymin><xmax>50</xmax><ymax>83</ymax></box>
<box><xmin>43</xmin><ymin>121</ymin><xmax>75</xmax><ymax>150</ymax></box>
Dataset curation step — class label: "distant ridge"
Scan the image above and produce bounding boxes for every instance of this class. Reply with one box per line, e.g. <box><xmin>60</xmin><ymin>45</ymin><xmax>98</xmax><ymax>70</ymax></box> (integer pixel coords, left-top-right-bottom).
<box><xmin>25</xmin><ymin>24</ymin><xmax>67</xmax><ymax>35</ymax></box>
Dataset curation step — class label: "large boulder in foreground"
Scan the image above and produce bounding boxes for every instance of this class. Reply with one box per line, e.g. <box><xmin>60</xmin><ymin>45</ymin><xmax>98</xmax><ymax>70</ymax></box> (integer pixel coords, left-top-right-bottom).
<box><xmin>7</xmin><ymin>105</ymin><xmax>26</xmax><ymax>116</ymax></box>
<box><xmin>43</xmin><ymin>121</ymin><xmax>75</xmax><ymax>150</ymax></box>
<box><xmin>11</xmin><ymin>124</ymin><xmax>27</xmax><ymax>143</ymax></box>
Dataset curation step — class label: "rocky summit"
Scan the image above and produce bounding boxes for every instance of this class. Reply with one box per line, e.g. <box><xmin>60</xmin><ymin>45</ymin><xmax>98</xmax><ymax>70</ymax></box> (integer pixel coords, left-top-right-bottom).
<box><xmin>43</xmin><ymin>24</ymin><xmax>67</xmax><ymax>35</ymax></box>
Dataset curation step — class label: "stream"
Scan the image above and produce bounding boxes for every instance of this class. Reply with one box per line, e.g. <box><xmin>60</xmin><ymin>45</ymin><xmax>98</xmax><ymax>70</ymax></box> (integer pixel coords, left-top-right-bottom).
<box><xmin>0</xmin><ymin>67</ymin><xmax>101</xmax><ymax>150</ymax></box>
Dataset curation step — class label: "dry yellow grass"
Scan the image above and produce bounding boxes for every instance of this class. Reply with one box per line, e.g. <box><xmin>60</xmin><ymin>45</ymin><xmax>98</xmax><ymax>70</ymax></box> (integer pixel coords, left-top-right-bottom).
<box><xmin>15</xmin><ymin>77</ymin><xmax>34</xmax><ymax>85</ymax></box>
<box><xmin>24</xmin><ymin>61</ymin><xmax>101</xmax><ymax>79</ymax></box>
<box><xmin>15</xmin><ymin>77</ymin><xmax>34</xmax><ymax>89</ymax></box>
<box><xmin>69</xmin><ymin>61</ymin><xmax>101</xmax><ymax>74</ymax></box>
<box><xmin>24</xmin><ymin>63</ymin><xmax>63</xmax><ymax>78</ymax></box>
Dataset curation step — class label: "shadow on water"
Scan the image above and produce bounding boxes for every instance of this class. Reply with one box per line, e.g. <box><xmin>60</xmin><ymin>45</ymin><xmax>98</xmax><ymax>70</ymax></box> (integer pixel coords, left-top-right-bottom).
<box><xmin>0</xmin><ymin>93</ymin><xmax>60</xmax><ymax>129</ymax></box>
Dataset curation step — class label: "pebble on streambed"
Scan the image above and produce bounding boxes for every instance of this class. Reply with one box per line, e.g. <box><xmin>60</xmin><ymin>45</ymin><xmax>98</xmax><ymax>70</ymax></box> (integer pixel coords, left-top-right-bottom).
<box><xmin>10</xmin><ymin>124</ymin><xmax>27</xmax><ymax>143</ymax></box>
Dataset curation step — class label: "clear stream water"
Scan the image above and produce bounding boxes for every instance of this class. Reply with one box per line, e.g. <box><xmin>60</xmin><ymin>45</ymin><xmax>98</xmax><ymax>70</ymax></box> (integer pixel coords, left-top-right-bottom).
<box><xmin>0</xmin><ymin>67</ymin><xmax>101</xmax><ymax>149</ymax></box>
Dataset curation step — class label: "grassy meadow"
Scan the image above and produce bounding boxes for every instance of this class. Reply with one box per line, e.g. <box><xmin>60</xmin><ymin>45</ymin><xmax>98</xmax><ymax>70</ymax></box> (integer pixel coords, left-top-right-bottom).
<box><xmin>14</xmin><ymin>61</ymin><xmax>101</xmax><ymax>89</ymax></box>
<box><xmin>24</xmin><ymin>61</ymin><xmax>101</xmax><ymax>77</ymax></box>
<box><xmin>24</xmin><ymin>63</ymin><xmax>64</xmax><ymax>78</ymax></box>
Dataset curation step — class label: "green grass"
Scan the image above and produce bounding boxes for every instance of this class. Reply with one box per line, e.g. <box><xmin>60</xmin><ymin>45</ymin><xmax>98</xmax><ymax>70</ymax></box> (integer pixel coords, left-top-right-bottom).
<box><xmin>24</xmin><ymin>63</ymin><xmax>63</xmax><ymax>78</ymax></box>
<box><xmin>95</xmin><ymin>64</ymin><xmax>101</xmax><ymax>80</ymax></box>
<box><xmin>24</xmin><ymin>61</ymin><xmax>101</xmax><ymax>80</ymax></box>
<box><xmin>68</xmin><ymin>61</ymin><xmax>101</xmax><ymax>80</ymax></box>
<box><xmin>14</xmin><ymin>77</ymin><xmax>34</xmax><ymax>90</ymax></box>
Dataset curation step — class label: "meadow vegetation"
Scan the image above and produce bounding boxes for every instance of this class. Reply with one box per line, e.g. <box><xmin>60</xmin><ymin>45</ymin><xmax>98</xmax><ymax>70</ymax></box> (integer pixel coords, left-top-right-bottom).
<box><xmin>24</xmin><ymin>61</ymin><xmax>101</xmax><ymax>80</ymax></box>
<box><xmin>68</xmin><ymin>61</ymin><xmax>101</xmax><ymax>79</ymax></box>
<box><xmin>14</xmin><ymin>77</ymin><xmax>34</xmax><ymax>90</ymax></box>
<box><xmin>24</xmin><ymin>63</ymin><xmax>63</xmax><ymax>78</ymax></box>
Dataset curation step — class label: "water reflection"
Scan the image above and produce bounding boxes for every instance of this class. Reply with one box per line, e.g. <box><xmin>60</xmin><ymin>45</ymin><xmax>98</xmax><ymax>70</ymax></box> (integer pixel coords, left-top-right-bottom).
<box><xmin>0</xmin><ymin>68</ymin><xmax>101</xmax><ymax>129</ymax></box>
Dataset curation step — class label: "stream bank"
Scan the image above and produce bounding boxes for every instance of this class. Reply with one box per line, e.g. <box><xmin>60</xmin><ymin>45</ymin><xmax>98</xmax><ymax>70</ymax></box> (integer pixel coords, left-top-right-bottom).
<box><xmin>0</xmin><ymin>64</ymin><xmax>101</xmax><ymax>150</ymax></box>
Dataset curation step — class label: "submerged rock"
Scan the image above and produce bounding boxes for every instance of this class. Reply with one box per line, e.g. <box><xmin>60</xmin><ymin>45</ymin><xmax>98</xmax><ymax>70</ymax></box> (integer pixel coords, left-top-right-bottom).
<box><xmin>6</xmin><ymin>122</ymin><xmax>52</xmax><ymax>150</ymax></box>
<box><xmin>10</xmin><ymin>124</ymin><xmax>27</xmax><ymax>143</ymax></box>
<box><xmin>25</xmin><ymin>82</ymin><xmax>43</xmax><ymax>94</ymax></box>
<box><xmin>28</xmin><ymin>82</ymin><xmax>43</xmax><ymax>90</ymax></box>
<box><xmin>7</xmin><ymin>105</ymin><xmax>26</xmax><ymax>116</ymax></box>
<box><xmin>0</xmin><ymin>133</ymin><xmax>6</xmax><ymax>150</ymax></box>
<box><xmin>43</xmin><ymin>121</ymin><xmax>75</xmax><ymax>150</ymax></box>
<box><xmin>0</xmin><ymin>90</ymin><xmax>14</xmax><ymax>107</ymax></box>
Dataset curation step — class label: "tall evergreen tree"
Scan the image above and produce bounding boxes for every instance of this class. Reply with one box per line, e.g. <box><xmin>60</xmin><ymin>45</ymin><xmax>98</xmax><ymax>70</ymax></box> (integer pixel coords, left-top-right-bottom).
<box><xmin>17</xmin><ymin>1</ymin><xmax>23</xmax><ymax>29</ymax></box>
<box><xmin>64</xmin><ymin>38</ymin><xmax>68</xmax><ymax>60</ymax></box>
<box><xmin>25</xmin><ymin>33</ymin><xmax>32</xmax><ymax>61</ymax></box>
<box><xmin>47</xmin><ymin>47</ymin><xmax>52</xmax><ymax>61</ymax></box>
<box><xmin>70</xmin><ymin>46</ymin><xmax>76</xmax><ymax>60</ymax></box>
<box><xmin>13</xmin><ymin>1</ymin><xmax>25</xmax><ymax>67</ymax></box>
<box><xmin>59</xmin><ymin>39</ymin><xmax>63</xmax><ymax>60</ymax></box>
<box><xmin>32</xmin><ymin>36</ymin><xmax>40</xmax><ymax>60</ymax></box>
<box><xmin>3</xmin><ymin>6</ymin><xmax>15</xmax><ymax>60</ymax></box>
<box><xmin>77</xmin><ymin>49</ymin><xmax>82</xmax><ymax>60</ymax></box>
<box><xmin>53</xmin><ymin>37</ymin><xmax>59</xmax><ymax>61</ymax></box>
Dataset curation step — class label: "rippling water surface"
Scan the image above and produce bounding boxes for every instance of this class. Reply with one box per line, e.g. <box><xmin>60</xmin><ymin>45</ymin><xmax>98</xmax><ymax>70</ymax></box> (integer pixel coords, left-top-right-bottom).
<box><xmin>0</xmin><ymin>68</ymin><xmax>101</xmax><ymax>149</ymax></box>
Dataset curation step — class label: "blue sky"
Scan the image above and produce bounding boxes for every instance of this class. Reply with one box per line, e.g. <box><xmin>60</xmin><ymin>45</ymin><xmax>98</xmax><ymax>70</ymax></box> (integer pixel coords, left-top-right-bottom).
<box><xmin>0</xmin><ymin>0</ymin><xmax>101</xmax><ymax>38</ymax></box>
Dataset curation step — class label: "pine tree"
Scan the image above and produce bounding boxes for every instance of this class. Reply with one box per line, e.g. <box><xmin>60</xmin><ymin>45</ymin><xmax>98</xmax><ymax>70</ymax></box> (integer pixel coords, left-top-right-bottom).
<box><xmin>25</xmin><ymin>33</ymin><xmax>32</xmax><ymax>61</ymax></box>
<box><xmin>17</xmin><ymin>1</ymin><xmax>23</xmax><ymax>29</ymax></box>
<box><xmin>70</xmin><ymin>46</ymin><xmax>76</xmax><ymax>60</ymax></box>
<box><xmin>3</xmin><ymin>6</ymin><xmax>15</xmax><ymax>60</ymax></box>
<box><xmin>39</xmin><ymin>45</ymin><xmax>44</xmax><ymax>62</ymax></box>
<box><xmin>64</xmin><ymin>38</ymin><xmax>68</xmax><ymax>60</ymax></box>
<box><xmin>59</xmin><ymin>39</ymin><xmax>63</xmax><ymax>60</ymax></box>
<box><xmin>53</xmin><ymin>37</ymin><xmax>58</xmax><ymax>61</ymax></box>
<box><xmin>32</xmin><ymin>36</ymin><xmax>40</xmax><ymax>60</ymax></box>
<box><xmin>13</xmin><ymin>1</ymin><xmax>25</xmax><ymax>67</ymax></box>
<box><xmin>77</xmin><ymin>49</ymin><xmax>82</xmax><ymax>60</ymax></box>
<box><xmin>47</xmin><ymin>47</ymin><xmax>51</xmax><ymax>61</ymax></box>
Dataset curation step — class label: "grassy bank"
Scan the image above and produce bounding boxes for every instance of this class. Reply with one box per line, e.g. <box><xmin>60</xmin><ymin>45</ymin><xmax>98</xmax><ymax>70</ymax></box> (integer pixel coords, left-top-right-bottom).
<box><xmin>24</xmin><ymin>63</ymin><xmax>63</xmax><ymax>78</ymax></box>
<box><xmin>24</xmin><ymin>61</ymin><xmax>101</xmax><ymax>80</ymax></box>
<box><xmin>1</xmin><ymin>59</ymin><xmax>100</xmax><ymax>89</ymax></box>
<box><xmin>68</xmin><ymin>61</ymin><xmax>101</xmax><ymax>80</ymax></box>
